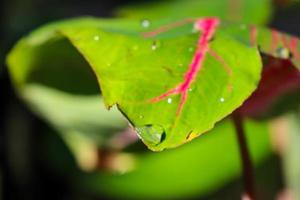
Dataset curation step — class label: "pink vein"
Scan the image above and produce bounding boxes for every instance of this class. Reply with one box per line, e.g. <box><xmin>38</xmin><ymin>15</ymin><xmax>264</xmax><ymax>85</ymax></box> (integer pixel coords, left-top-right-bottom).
<box><xmin>148</xmin><ymin>18</ymin><xmax>220</xmax><ymax>116</ymax></box>
<box><xmin>142</xmin><ymin>18</ymin><xmax>195</xmax><ymax>38</ymax></box>
<box><xmin>250</xmin><ymin>26</ymin><xmax>258</xmax><ymax>46</ymax></box>
<box><xmin>271</xmin><ymin>30</ymin><xmax>280</xmax><ymax>53</ymax></box>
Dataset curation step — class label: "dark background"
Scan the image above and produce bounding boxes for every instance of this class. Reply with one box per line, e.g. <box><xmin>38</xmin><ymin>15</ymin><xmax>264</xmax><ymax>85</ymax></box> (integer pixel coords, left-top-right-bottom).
<box><xmin>1</xmin><ymin>1</ymin><xmax>300</xmax><ymax>200</ymax></box>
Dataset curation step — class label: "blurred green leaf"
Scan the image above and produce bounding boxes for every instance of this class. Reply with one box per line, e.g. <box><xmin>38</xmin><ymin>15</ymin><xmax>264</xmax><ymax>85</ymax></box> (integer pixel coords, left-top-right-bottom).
<box><xmin>283</xmin><ymin>110</ymin><xmax>300</xmax><ymax>199</ymax></box>
<box><xmin>77</xmin><ymin>119</ymin><xmax>272</xmax><ymax>199</ymax></box>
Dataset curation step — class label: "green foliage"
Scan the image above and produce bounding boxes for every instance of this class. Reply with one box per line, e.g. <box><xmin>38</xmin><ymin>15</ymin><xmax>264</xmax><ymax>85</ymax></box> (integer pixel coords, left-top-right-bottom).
<box><xmin>7</xmin><ymin>18</ymin><xmax>263</xmax><ymax>151</ymax></box>
<box><xmin>77</xmin><ymin>119</ymin><xmax>271</xmax><ymax>199</ymax></box>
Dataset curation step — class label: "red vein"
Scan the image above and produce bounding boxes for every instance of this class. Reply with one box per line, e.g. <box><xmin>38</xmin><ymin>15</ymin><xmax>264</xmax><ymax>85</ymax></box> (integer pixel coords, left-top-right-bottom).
<box><xmin>280</xmin><ymin>34</ymin><xmax>300</xmax><ymax>61</ymax></box>
<box><xmin>208</xmin><ymin>48</ymin><xmax>233</xmax><ymax>76</ymax></box>
<box><xmin>148</xmin><ymin>18</ymin><xmax>220</xmax><ymax>116</ymax></box>
<box><xmin>142</xmin><ymin>18</ymin><xmax>195</xmax><ymax>38</ymax></box>
<box><xmin>290</xmin><ymin>36</ymin><xmax>298</xmax><ymax>50</ymax></box>
<box><xmin>228</xmin><ymin>0</ymin><xmax>242</xmax><ymax>22</ymax></box>
<box><xmin>250</xmin><ymin>26</ymin><xmax>258</xmax><ymax>46</ymax></box>
<box><xmin>271</xmin><ymin>30</ymin><xmax>280</xmax><ymax>53</ymax></box>
<box><xmin>281</xmin><ymin>34</ymin><xmax>290</xmax><ymax>49</ymax></box>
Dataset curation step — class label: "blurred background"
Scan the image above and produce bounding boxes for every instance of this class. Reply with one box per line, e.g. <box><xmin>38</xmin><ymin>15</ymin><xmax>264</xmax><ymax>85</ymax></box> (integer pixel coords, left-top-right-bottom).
<box><xmin>1</xmin><ymin>0</ymin><xmax>300</xmax><ymax>200</ymax></box>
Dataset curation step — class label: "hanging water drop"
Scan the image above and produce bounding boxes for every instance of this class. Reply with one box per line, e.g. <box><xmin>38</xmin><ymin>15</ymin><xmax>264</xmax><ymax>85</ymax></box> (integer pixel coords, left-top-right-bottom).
<box><xmin>167</xmin><ymin>98</ymin><xmax>172</xmax><ymax>104</ymax></box>
<box><xmin>141</xmin><ymin>19</ymin><xmax>151</xmax><ymax>28</ymax></box>
<box><xmin>135</xmin><ymin>124</ymin><xmax>166</xmax><ymax>146</ymax></box>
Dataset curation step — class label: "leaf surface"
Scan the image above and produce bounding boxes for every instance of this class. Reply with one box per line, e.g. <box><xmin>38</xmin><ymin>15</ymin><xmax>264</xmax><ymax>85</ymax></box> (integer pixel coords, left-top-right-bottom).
<box><xmin>117</xmin><ymin>0</ymin><xmax>272</xmax><ymax>25</ymax></box>
<box><xmin>7</xmin><ymin>18</ymin><xmax>263</xmax><ymax>151</ymax></box>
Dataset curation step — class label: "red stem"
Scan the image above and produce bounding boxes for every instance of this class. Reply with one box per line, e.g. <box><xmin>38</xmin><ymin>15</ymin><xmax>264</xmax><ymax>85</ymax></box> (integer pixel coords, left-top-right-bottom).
<box><xmin>232</xmin><ymin>112</ymin><xmax>256</xmax><ymax>200</ymax></box>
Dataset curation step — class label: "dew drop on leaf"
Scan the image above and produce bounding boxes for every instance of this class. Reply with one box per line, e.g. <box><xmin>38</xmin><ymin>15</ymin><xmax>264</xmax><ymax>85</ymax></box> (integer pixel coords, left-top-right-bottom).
<box><xmin>151</xmin><ymin>43</ymin><xmax>157</xmax><ymax>50</ymax></box>
<box><xmin>141</xmin><ymin>19</ymin><xmax>151</xmax><ymax>28</ymax></box>
<box><xmin>276</xmin><ymin>47</ymin><xmax>291</xmax><ymax>59</ymax></box>
<box><xmin>167</xmin><ymin>98</ymin><xmax>172</xmax><ymax>104</ymax></box>
<box><xmin>220</xmin><ymin>97</ymin><xmax>225</xmax><ymax>103</ymax></box>
<box><xmin>135</xmin><ymin>124</ymin><xmax>166</xmax><ymax>145</ymax></box>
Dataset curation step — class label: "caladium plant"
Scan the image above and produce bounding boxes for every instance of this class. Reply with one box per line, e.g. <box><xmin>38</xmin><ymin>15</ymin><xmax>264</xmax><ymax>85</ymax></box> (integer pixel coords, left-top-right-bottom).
<box><xmin>7</xmin><ymin>17</ymin><xmax>300</xmax><ymax>151</ymax></box>
<box><xmin>5</xmin><ymin>0</ymin><xmax>300</xmax><ymax>199</ymax></box>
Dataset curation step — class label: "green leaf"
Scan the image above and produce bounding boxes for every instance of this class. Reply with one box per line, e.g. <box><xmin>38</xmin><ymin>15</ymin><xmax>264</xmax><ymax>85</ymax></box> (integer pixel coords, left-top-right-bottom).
<box><xmin>282</xmin><ymin>110</ymin><xmax>300</xmax><ymax>199</ymax></box>
<box><xmin>7</xmin><ymin>17</ymin><xmax>262</xmax><ymax>151</ymax></box>
<box><xmin>223</xmin><ymin>24</ymin><xmax>300</xmax><ymax>118</ymax></box>
<box><xmin>116</xmin><ymin>0</ymin><xmax>272</xmax><ymax>25</ymax></box>
<box><xmin>223</xmin><ymin>24</ymin><xmax>300</xmax><ymax>69</ymax></box>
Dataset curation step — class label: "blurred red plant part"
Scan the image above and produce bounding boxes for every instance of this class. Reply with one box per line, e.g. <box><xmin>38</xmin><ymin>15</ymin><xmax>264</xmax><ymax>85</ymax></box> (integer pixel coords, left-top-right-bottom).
<box><xmin>238</xmin><ymin>56</ymin><xmax>300</xmax><ymax>117</ymax></box>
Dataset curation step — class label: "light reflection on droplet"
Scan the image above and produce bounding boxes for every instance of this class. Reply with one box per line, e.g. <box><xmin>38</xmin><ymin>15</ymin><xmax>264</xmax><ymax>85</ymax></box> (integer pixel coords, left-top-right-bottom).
<box><xmin>141</xmin><ymin>19</ymin><xmax>151</xmax><ymax>28</ymax></box>
<box><xmin>151</xmin><ymin>43</ymin><xmax>157</xmax><ymax>50</ymax></box>
<box><xmin>276</xmin><ymin>47</ymin><xmax>291</xmax><ymax>59</ymax></box>
<box><xmin>167</xmin><ymin>98</ymin><xmax>172</xmax><ymax>104</ymax></box>
<box><xmin>220</xmin><ymin>97</ymin><xmax>225</xmax><ymax>103</ymax></box>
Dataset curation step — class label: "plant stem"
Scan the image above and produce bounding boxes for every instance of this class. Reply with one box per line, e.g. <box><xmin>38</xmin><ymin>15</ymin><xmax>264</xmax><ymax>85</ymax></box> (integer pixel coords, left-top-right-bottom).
<box><xmin>232</xmin><ymin>112</ymin><xmax>255</xmax><ymax>200</ymax></box>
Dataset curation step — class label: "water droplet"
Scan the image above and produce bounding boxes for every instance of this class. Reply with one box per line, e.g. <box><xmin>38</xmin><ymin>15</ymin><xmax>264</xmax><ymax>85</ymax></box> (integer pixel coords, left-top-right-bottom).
<box><xmin>135</xmin><ymin>124</ymin><xmax>166</xmax><ymax>145</ymax></box>
<box><xmin>188</xmin><ymin>88</ymin><xmax>193</xmax><ymax>92</ymax></box>
<box><xmin>94</xmin><ymin>35</ymin><xmax>100</xmax><ymax>41</ymax></box>
<box><xmin>151</xmin><ymin>43</ymin><xmax>157</xmax><ymax>50</ymax></box>
<box><xmin>220</xmin><ymin>97</ymin><xmax>225</xmax><ymax>103</ymax></box>
<box><xmin>139</xmin><ymin>115</ymin><xmax>144</xmax><ymax>119</ymax></box>
<box><xmin>141</xmin><ymin>19</ymin><xmax>151</xmax><ymax>28</ymax></box>
<box><xmin>276</xmin><ymin>47</ymin><xmax>291</xmax><ymax>59</ymax></box>
<box><xmin>188</xmin><ymin>47</ymin><xmax>194</xmax><ymax>52</ymax></box>
<box><xmin>167</xmin><ymin>98</ymin><xmax>172</xmax><ymax>104</ymax></box>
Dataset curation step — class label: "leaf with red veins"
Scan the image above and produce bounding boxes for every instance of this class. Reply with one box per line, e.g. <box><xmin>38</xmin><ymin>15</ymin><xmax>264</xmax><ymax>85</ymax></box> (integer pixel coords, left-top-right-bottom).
<box><xmin>21</xmin><ymin>18</ymin><xmax>262</xmax><ymax>151</ymax></box>
<box><xmin>224</xmin><ymin>24</ymin><xmax>300</xmax><ymax>69</ymax></box>
<box><xmin>149</xmin><ymin>18</ymin><xmax>221</xmax><ymax>116</ymax></box>
<box><xmin>223</xmin><ymin>24</ymin><xmax>300</xmax><ymax>118</ymax></box>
